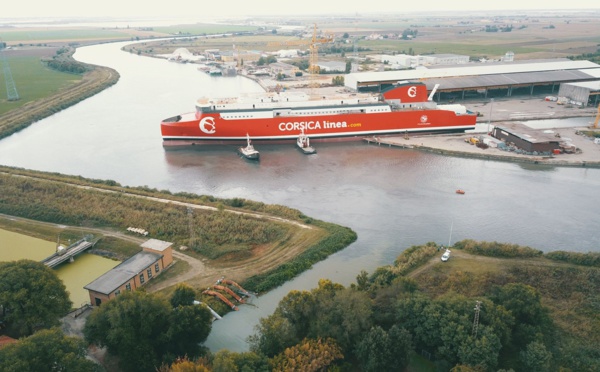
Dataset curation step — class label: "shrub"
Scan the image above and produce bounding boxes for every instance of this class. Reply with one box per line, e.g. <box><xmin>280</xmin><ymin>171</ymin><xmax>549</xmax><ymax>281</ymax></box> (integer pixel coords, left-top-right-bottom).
<box><xmin>454</xmin><ymin>239</ymin><xmax>542</xmax><ymax>258</ymax></box>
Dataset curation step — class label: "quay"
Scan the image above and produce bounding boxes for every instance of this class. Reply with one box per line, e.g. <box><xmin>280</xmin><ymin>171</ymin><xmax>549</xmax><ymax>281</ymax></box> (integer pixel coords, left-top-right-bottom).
<box><xmin>42</xmin><ymin>238</ymin><xmax>96</xmax><ymax>268</ymax></box>
<box><xmin>364</xmin><ymin>124</ymin><xmax>600</xmax><ymax>168</ymax></box>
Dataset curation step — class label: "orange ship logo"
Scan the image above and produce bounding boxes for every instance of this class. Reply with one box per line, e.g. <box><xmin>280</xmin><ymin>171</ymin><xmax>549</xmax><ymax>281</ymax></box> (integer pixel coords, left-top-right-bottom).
<box><xmin>420</xmin><ymin>115</ymin><xmax>428</xmax><ymax>123</ymax></box>
<box><xmin>199</xmin><ymin>117</ymin><xmax>216</xmax><ymax>134</ymax></box>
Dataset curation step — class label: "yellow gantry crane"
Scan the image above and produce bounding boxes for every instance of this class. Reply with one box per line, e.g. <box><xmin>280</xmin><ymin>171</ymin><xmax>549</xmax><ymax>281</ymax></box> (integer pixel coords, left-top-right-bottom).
<box><xmin>267</xmin><ymin>24</ymin><xmax>334</xmax><ymax>82</ymax></box>
<box><xmin>593</xmin><ymin>103</ymin><xmax>600</xmax><ymax>129</ymax></box>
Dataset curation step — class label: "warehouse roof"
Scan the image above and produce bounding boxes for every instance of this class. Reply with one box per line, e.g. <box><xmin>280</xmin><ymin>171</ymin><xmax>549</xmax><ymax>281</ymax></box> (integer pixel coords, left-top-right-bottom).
<box><xmin>562</xmin><ymin>80</ymin><xmax>600</xmax><ymax>91</ymax></box>
<box><xmin>84</xmin><ymin>251</ymin><xmax>162</xmax><ymax>295</ymax></box>
<box><xmin>345</xmin><ymin>59</ymin><xmax>600</xmax><ymax>89</ymax></box>
<box><xmin>421</xmin><ymin>70</ymin><xmax>595</xmax><ymax>91</ymax></box>
<box><xmin>495</xmin><ymin>124</ymin><xmax>561</xmax><ymax>144</ymax></box>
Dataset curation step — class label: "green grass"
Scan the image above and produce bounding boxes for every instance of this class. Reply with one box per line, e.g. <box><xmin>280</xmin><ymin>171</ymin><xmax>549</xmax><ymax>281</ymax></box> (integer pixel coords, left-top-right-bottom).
<box><xmin>0</xmin><ymin>55</ymin><xmax>81</xmax><ymax>114</ymax></box>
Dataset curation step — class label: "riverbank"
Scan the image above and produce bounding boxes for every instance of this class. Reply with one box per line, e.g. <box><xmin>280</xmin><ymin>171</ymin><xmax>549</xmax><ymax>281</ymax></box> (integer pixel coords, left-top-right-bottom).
<box><xmin>0</xmin><ymin>62</ymin><xmax>119</xmax><ymax>140</ymax></box>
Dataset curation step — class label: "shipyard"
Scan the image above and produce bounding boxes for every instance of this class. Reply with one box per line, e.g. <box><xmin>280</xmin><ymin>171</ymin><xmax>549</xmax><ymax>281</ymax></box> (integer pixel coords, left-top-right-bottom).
<box><xmin>1</xmin><ymin>8</ymin><xmax>600</xmax><ymax>372</ymax></box>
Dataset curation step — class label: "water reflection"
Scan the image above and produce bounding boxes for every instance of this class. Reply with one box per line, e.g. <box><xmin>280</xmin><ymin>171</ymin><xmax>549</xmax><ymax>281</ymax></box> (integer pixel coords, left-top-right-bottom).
<box><xmin>517</xmin><ymin>163</ymin><xmax>557</xmax><ymax>172</ymax></box>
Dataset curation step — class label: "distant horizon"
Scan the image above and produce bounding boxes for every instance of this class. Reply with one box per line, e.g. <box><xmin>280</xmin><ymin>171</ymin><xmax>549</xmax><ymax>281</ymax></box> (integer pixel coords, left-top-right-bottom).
<box><xmin>1</xmin><ymin>1</ymin><xmax>599</xmax><ymax>20</ymax></box>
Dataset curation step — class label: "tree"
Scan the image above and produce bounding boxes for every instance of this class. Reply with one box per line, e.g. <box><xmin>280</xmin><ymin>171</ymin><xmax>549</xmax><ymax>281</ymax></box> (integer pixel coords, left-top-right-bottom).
<box><xmin>0</xmin><ymin>260</ymin><xmax>72</xmax><ymax>337</ymax></box>
<box><xmin>0</xmin><ymin>328</ymin><xmax>99</xmax><ymax>372</ymax></box>
<box><xmin>248</xmin><ymin>314</ymin><xmax>299</xmax><ymax>357</ymax></box>
<box><xmin>275</xmin><ymin>290</ymin><xmax>314</xmax><ymax>340</ymax></box>
<box><xmin>165</xmin><ymin>304</ymin><xmax>213</xmax><ymax>359</ymax></box>
<box><xmin>332</xmin><ymin>76</ymin><xmax>344</xmax><ymax>86</ymax></box>
<box><xmin>84</xmin><ymin>290</ymin><xmax>212</xmax><ymax>372</ymax></box>
<box><xmin>162</xmin><ymin>356</ymin><xmax>211</xmax><ymax>372</ymax></box>
<box><xmin>356</xmin><ymin>325</ymin><xmax>412</xmax><ymax>372</ymax></box>
<box><xmin>212</xmin><ymin>350</ymin><xmax>269</xmax><ymax>372</ymax></box>
<box><xmin>170</xmin><ymin>283</ymin><xmax>197</xmax><ymax>308</ymax></box>
<box><xmin>269</xmin><ymin>338</ymin><xmax>343</xmax><ymax>372</ymax></box>
<box><xmin>490</xmin><ymin>283</ymin><xmax>552</xmax><ymax>348</ymax></box>
<box><xmin>310</xmin><ymin>286</ymin><xmax>373</xmax><ymax>352</ymax></box>
<box><xmin>457</xmin><ymin>328</ymin><xmax>502</xmax><ymax>371</ymax></box>
<box><xmin>84</xmin><ymin>291</ymin><xmax>171</xmax><ymax>371</ymax></box>
<box><xmin>520</xmin><ymin>341</ymin><xmax>552</xmax><ymax>372</ymax></box>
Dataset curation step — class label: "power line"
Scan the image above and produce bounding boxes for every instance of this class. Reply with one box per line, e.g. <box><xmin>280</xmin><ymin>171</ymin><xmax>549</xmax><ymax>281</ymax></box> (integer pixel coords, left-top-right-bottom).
<box><xmin>472</xmin><ymin>300</ymin><xmax>482</xmax><ymax>339</ymax></box>
<box><xmin>1</xmin><ymin>45</ymin><xmax>20</xmax><ymax>101</ymax></box>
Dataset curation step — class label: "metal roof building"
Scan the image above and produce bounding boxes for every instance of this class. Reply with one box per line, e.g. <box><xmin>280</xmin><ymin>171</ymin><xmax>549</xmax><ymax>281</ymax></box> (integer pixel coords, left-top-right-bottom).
<box><xmin>558</xmin><ymin>81</ymin><xmax>600</xmax><ymax>106</ymax></box>
<box><xmin>344</xmin><ymin>59</ymin><xmax>600</xmax><ymax>102</ymax></box>
<box><xmin>84</xmin><ymin>239</ymin><xmax>174</xmax><ymax>306</ymax></box>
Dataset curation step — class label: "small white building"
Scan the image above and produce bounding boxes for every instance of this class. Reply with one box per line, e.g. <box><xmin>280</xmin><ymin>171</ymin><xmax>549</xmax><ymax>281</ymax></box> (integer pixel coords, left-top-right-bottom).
<box><xmin>276</xmin><ymin>49</ymin><xmax>300</xmax><ymax>58</ymax></box>
<box><xmin>375</xmin><ymin>53</ymin><xmax>469</xmax><ymax>69</ymax></box>
<box><xmin>315</xmin><ymin>61</ymin><xmax>346</xmax><ymax>73</ymax></box>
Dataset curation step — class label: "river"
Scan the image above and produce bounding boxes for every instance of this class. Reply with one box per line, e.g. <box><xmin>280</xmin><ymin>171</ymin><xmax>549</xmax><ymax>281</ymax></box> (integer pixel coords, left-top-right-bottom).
<box><xmin>0</xmin><ymin>40</ymin><xmax>598</xmax><ymax>352</ymax></box>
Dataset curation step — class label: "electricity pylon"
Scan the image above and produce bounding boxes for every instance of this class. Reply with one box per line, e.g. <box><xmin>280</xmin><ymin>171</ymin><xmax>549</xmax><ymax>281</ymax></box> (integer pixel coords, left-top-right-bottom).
<box><xmin>1</xmin><ymin>45</ymin><xmax>20</xmax><ymax>101</ymax></box>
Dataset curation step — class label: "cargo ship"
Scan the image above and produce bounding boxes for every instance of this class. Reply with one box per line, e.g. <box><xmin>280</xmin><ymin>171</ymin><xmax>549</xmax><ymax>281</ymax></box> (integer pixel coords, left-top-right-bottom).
<box><xmin>160</xmin><ymin>82</ymin><xmax>477</xmax><ymax>146</ymax></box>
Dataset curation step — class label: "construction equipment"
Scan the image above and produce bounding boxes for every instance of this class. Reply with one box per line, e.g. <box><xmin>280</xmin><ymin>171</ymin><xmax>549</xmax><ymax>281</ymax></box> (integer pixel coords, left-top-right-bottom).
<box><xmin>592</xmin><ymin>103</ymin><xmax>600</xmax><ymax>129</ymax></box>
<box><xmin>267</xmin><ymin>24</ymin><xmax>334</xmax><ymax>86</ymax></box>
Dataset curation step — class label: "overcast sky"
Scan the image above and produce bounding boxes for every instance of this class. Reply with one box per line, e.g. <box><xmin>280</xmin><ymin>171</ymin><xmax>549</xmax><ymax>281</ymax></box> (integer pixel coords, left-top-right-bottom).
<box><xmin>2</xmin><ymin>0</ymin><xmax>600</xmax><ymax>19</ymax></box>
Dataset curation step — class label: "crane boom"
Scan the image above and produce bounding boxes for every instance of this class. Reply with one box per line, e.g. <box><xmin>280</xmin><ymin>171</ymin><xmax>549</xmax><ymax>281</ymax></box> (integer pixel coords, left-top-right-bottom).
<box><xmin>267</xmin><ymin>23</ymin><xmax>333</xmax><ymax>76</ymax></box>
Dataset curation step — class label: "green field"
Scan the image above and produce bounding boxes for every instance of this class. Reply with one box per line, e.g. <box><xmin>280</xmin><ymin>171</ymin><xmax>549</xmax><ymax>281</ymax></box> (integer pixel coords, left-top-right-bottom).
<box><xmin>0</xmin><ymin>54</ymin><xmax>81</xmax><ymax>115</ymax></box>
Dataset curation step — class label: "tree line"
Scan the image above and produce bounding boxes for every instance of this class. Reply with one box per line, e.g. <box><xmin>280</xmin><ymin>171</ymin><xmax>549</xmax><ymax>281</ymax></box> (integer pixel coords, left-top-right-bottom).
<box><xmin>1</xmin><ymin>240</ymin><xmax>598</xmax><ymax>371</ymax></box>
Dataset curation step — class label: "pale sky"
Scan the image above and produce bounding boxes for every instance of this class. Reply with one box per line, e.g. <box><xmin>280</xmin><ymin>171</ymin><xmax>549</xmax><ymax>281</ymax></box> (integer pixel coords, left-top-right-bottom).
<box><xmin>2</xmin><ymin>0</ymin><xmax>600</xmax><ymax>19</ymax></box>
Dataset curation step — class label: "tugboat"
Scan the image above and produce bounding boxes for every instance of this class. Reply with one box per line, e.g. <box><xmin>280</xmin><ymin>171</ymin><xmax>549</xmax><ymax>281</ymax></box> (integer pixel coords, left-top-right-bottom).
<box><xmin>238</xmin><ymin>134</ymin><xmax>259</xmax><ymax>160</ymax></box>
<box><xmin>296</xmin><ymin>129</ymin><xmax>316</xmax><ymax>154</ymax></box>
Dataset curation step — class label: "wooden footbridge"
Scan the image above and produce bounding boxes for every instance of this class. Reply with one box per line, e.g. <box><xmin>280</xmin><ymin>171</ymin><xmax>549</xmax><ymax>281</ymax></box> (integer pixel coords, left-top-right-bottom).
<box><xmin>41</xmin><ymin>237</ymin><xmax>96</xmax><ymax>268</ymax></box>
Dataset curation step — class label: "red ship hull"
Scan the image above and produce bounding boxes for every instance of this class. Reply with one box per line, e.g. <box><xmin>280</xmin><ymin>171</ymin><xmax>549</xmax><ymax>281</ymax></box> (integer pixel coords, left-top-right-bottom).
<box><xmin>160</xmin><ymin>83</ymin><xmax>477</xmax><ymax>146</ymax></box>
<box><xmin>162</xmin><ymin>109</ymin><xmax>476</xmax><ymax>145</ymax></box>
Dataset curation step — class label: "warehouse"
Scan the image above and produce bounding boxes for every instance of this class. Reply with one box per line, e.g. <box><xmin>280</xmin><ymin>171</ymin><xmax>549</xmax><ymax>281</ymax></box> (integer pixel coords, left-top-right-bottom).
<box><xmin>491</xmin><ymin>124</ymin><xmax>562</xmax><ymax>154</ymax></box>
<box><xmin>344</xmin><ymin>59</ymin><xmax>600</xmax><ymax>104</ymax></box>
<box><xmin>84</xmin><ymin>239</ymin><xmax>174</xmax><ymax>306</ymax></box>
<box><xmin>558</xmin><ymin>81</ymin><xmax>600</xmax><ymax>106</ymax></box>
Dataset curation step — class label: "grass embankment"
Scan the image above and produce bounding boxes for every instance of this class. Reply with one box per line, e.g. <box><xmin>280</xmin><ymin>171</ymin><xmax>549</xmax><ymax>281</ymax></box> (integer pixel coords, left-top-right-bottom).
<box><xmin>0</xmin><ymin>166</ymin><xmax>356</xmax><ymax>309</ymax></box>
<box><xmin>0</xmin><ymin>51</ymin><xmax>119</xmax><ymax>140</ymax></box>
<box><xmin>386</xmin><ymin>240</ymin><xmax>600</xmax><ymax>371</ymax></box>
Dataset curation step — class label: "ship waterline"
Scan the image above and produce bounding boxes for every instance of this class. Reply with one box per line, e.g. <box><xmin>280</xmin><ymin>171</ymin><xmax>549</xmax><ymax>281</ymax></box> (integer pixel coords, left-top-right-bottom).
<box><xmin>160</xmin><ymin>82</ymin><xmax>477</xmax><ymax>145</ymax></box>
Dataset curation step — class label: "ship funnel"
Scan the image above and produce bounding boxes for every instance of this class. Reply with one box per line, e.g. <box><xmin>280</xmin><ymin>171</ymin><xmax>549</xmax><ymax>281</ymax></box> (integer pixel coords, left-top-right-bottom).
<box><xmin>428</xmin><ymin>84</ymin><xmax>440</xmax><ymax>101</ymax></box>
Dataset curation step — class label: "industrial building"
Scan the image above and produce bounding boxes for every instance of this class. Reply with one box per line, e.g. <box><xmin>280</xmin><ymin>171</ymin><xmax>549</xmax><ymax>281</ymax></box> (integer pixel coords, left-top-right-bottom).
<box><xmin>558</xmin><ymin>81</ymin><xmax>600</xmax><ymax>106</ymax></box>
<box><xmin>84</xmin><ymin>239</ymin><xmax>174</xmax><ymax>306</ymax></box>
<box><xmin>491</xmin><ymin>124</ymin><xmax>562</xmax><ymax>154</ymax></box>
<box><xmin>344</xmin><ymin>59</ymin><xmax>600</xmax><ymax>105</ymax></box>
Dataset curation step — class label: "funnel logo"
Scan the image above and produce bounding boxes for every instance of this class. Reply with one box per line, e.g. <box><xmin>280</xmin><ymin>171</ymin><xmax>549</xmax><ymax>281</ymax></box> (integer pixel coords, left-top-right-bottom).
<box><xmin>408</xmin><ymin>86</ymin><xmax>417</xmax><ymax>98</ymax></box>
<box><xmin>420</xmin><ymin>115</ymin><xmax>428</xmax><ymax>123</ymax></box>
<box><xmin>199</xmin><ymin>117</ymin><xmax>216</xmax><ymax>134</ymax></box>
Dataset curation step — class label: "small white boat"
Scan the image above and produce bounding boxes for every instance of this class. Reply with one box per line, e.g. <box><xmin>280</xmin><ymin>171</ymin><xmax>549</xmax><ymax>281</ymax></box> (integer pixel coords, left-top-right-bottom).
<box><xmin>239</xmin><ymin>134</ymin><xmax>259</xmax><ymax>160</ymax></box>
<box><xmin>296</xmin><ymin>129</ymin><xmax>316</xmax><ymax>154</ymax></box>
